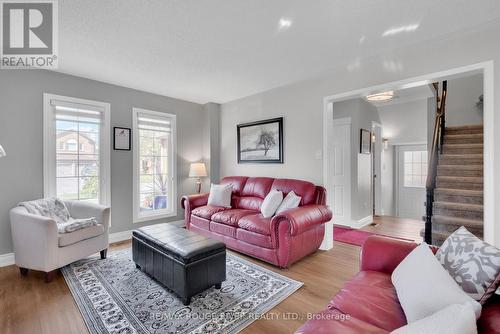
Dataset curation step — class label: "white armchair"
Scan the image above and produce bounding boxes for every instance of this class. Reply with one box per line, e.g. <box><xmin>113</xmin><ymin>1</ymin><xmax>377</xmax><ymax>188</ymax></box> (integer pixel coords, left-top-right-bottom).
<box><xmin>10</xmin><ymin>200</ymin><xmax>110</xmax><ymax>282</ymax></box>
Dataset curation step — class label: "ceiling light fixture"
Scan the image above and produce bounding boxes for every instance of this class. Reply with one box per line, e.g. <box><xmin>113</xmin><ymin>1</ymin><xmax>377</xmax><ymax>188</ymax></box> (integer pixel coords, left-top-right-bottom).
<box><xmin>278</xmin><ymin>18</ymin><xmax>292</xmax><ymax>30</ymax></box>
<box><xmin>366</xmin><ymin>91</ymin><xmax>395</xmax><ymax>102</ymax></box>
<box><xmin>382</xmin><ymin>23</ymin><xmax>419</xmax><ymax>37</ymax></box>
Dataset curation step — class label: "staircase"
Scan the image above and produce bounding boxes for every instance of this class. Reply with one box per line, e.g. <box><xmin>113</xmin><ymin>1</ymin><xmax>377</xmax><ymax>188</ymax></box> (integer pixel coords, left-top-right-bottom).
<box><xmin>431</xmin><ymin>125</ymin><xmax>484</xmax><ymax>245</ymax></box>
<box><xmin>424</xmin><ymin>81</ymin><xmax>484</xmax><ymax>246</ymax></box>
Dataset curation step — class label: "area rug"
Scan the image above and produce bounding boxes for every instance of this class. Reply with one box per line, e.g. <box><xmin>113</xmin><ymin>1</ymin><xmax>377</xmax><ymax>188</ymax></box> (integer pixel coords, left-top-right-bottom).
<box><xmin>334</xmin><ymin>226</ymin><xmax>414</xmax><ymax>247</ymax></box>
<box><xmin>62</xmin><ymin>248</ymin><xmax>302</xmax><ymax>334</ymax></box>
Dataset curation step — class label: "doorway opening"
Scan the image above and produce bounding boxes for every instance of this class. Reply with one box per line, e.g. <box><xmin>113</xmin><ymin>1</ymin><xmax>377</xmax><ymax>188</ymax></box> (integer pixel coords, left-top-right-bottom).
<box><xmin>323</xmin><ymin>62</ymin><xmax>491</xmax><ymax>250</ymax></box>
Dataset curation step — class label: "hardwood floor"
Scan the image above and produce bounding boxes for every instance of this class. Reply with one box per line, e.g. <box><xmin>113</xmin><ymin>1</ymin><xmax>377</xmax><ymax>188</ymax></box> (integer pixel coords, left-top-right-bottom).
<box><xmin>361</xmin><ymin>215</ymin><xmax>424</xmax><ymax>243</ymax></box>
<box><xmin>0</xmin><ymin>218</ymin><xmax>421</xmax><ymax>334</ymax></box>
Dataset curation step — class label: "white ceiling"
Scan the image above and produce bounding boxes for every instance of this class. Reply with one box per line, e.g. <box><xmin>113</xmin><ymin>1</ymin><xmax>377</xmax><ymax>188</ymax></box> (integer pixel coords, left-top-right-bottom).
<box><xmin>58</xmin><ymin>0</ymin><xmax>500</xmax><ymax>104</ymax></box>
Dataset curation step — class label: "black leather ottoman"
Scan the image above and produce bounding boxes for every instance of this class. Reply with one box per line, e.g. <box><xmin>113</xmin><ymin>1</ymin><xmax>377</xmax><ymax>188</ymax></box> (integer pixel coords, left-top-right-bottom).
<box><xmin>132</xmin><ymin>223</ymin><xmax>226</xmax><ymax>305</ymax></box>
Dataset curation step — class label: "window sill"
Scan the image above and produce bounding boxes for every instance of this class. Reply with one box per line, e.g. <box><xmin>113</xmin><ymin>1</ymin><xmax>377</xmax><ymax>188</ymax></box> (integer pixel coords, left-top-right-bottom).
<box><xmin>133</xmin><ymin>211</ymin><xmax>177</xmax><ymax>224</ymax></box>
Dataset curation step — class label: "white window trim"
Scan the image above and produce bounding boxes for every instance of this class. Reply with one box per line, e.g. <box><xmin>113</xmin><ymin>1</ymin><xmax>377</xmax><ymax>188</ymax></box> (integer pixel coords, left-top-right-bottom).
<box><xmin>43</xmin><ymin>93</ymin><xmax>111</xmax><ymax>206</ymax></box>
<box><xmin>132</xmin><ymin>108</ymin><xmax>177</xmax><ymax>223</ymax></box>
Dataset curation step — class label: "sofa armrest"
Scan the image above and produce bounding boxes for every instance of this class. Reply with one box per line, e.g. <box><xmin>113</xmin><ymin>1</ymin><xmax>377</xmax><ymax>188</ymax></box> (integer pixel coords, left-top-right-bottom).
<box><xmin>64</xmin><ymin>200</ymin><xmax>111</xmax><ymax>229</ymax></box>
<box><xmin>10</xmin><ymin>207</ymin><xmax>59</xmax><ymax>270</ymax></box>
<box><xmin>271</xmin><ymin>205</ymin><xmax>332</xmax><ymax>237</ymax></box>
<box><xmin>181</xmin><ymin>193</ymin><xmax>209</xmax><ymax>210</ymax></box>
<box><xmin>360</xmin><ymin>235</ymin><xmax>418</xmax><ymax>274</ymax></box>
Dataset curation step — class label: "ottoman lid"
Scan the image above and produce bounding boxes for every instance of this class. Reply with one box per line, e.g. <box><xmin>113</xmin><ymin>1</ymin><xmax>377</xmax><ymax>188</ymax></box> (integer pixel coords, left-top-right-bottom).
<box><xmin>133</xmin><ymin>223</ymin><xmax>225</xmax><ymax>264</ymax></box>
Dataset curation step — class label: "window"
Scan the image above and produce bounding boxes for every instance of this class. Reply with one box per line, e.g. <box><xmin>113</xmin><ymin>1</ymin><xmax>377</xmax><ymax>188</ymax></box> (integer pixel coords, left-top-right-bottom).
<box><xmin>404</xmin><ymin>150</ymin><xmax>428</xmax><ymax>188</ymax></box>
<box><xmin>44</xmin><ymin>94</ymin><xmax>110</xmax><ymax>205</ymax></box>
<box><xmin>133</xmin><ymin>108</ymin><xmax>177</xmax><ymax>222</ymax></box>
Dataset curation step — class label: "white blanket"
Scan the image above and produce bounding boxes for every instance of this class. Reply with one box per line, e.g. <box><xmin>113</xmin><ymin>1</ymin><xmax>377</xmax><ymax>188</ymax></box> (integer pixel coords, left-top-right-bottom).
<box><xmin>19</xmin><ymin>198</ymin><xmax>98</xmax><ymax>233</ymax></box>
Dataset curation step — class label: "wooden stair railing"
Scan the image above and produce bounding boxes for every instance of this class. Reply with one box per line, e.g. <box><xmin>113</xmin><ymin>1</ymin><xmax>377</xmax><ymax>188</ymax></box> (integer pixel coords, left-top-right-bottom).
<box><xmin>425</xmin><ymin>81</ymin><xmax>448</xmax><ymax>244</ymax></box>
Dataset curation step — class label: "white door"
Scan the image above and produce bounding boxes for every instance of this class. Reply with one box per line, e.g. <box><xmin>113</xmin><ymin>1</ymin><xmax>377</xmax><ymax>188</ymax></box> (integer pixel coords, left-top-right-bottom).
<box><xmin>331</xmin><ymin>118</ymin><xmax>351</xmax><ymax>226</ymax></box>
<box><xmin>397</xmin><ymin>145</ymin><xmax>428</xmax><ymax>220</ymax></box>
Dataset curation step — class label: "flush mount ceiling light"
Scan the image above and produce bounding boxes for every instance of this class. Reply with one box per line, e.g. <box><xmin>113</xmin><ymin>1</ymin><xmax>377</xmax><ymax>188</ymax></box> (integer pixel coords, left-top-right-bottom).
<box><xmin>366</xmin><ymin>91</ymin><xmax>395</xmax><ymax>102</ymax></box>
<box><xmin>278</xmin><ymin>18</ymin><xmax>292</xmax><ymax>30</ymax></box>
<box><xmin>382</xmin><ymin>23</ymin><xmax>419</xmax><ymax>37</ymax></box>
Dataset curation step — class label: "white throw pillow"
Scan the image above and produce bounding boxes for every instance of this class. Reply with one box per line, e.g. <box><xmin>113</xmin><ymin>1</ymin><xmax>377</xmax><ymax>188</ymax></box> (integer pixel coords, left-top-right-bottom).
<box><xmin>207</xmin><ymin>183</ymin><xmax>232</xmax><ymax>208</ymax></box>
<box><xmin>391</xmin><ymin>243</ymin><xmax>481</xmax><ymax>323</ymax></box>
<box><xmin>391</xmin><ymin>303</ymin><xmax>477</xmax><ymax>334</ymax></box>
<box><xmin>261</xmin><ymin>190</ymin><xmax>283</xmax><ymax>218</ymax></box>
<box><xmin>275</xmin><ymin>191</ymin><xmax>302</xmax><ymax>214</ymax></box>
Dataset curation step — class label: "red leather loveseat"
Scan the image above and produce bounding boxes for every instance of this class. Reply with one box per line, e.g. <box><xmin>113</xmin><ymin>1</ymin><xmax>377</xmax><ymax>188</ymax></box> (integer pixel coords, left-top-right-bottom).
<box><xmin>181</xmin><ymin>176</ymin><xmax>332</xmax><ymax>268</ymax></box>
<box><xmin>295</xmin><ymin>235</ymin><xmax>500</xmax><ymax>334</ymax></box>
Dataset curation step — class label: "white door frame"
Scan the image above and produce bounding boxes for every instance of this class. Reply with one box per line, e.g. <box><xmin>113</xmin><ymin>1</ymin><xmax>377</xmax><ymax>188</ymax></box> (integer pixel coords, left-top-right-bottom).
<box><xmin>331</xmin><ymin>117</ymin><xmax>352</xmax><ymax>227</ymax></box>
<box><xmin>322</xmin><ymin>61</ymin><xmax>494</xmax><ymax>250</ymax></box>
<box><xmin>372</xmin><ymin>121</ymin><xmax>383</xmax><ymax>216</ymax></box>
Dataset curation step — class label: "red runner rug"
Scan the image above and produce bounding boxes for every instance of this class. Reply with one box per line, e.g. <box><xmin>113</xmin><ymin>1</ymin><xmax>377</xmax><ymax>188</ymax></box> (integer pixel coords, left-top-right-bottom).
<box><xmin>334</xmin><ymin>226</ymin><xmax>414</xmax><ymax>247</ymax></box>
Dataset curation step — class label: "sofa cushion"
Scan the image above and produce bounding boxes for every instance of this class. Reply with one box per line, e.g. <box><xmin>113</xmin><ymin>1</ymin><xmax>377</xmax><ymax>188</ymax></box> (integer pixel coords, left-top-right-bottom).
<box><xmin>271</xmin><ymin>178</ymin><xmax>317</xmax><ymax>206</ymax></box>
<box><xmin>210</xmin><ymin>221</ymin><xmax>237</xmax><ymax>238</ymax></box>
<box><xmin>192</xmin><ymin>205</ymin><xmax>228</xmax><ymax>220</ymax></box>
<box><xmin>294</xmin><ymin>308</ymin><xmax>389</xmax><ymax>334</ymax></box>
<box><xmin>238</xmin><ymin>214</ymin><xmax>272</xmax><ymax>235</ymax></box>
<box><xmin>236</xmin><ymin>229</ymin><xmax>273</xmax><ymax>249</ymax></box>
<box><xmin>329</xmin><ymin>271</ymin><xmax>407</xmax><ymax>332</ymax></box>
<box><xmin>211</xmin><ymin>209</ymin><xmax>258</xmax><ymax>227</ymax></box>
<box><xmin>58</xmin><ymin>224</ymin><xmax>104</xmax><ymax>247</ymax></box>
<box><xmin>220</xmin><ymin>176</ymin><xmax>248</xmax><ymax>196</ymax></box>
<box><xmin>241</xmin><ymin>177</ymin><xmax>275</xmax><ymax>198</ymax></box>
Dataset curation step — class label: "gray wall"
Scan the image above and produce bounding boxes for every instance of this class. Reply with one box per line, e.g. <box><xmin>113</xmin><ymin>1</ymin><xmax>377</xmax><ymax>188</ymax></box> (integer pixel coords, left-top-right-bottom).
<box><xmin>332</xmin><ymin>98</ymin><xmax>381</xmax><ymax>222</ymax></box>
<box><xmin>219</xmin><ymin>22</ymin><xmax>500</xmax><ymax>246</ymax></box>
<box><xmin>377</xmin><ymin>99</ymin><xmax>429</xmax><ymax>217</ymax></box>
<box><xmin>446</xmin><ymin>74</ymin><xmax>484</xmax><ymax>126</ymax></box>
<box><xmin>0</xmin><ymin>70</ymin><xmax>210</xmax><ymax>254</ymax></box>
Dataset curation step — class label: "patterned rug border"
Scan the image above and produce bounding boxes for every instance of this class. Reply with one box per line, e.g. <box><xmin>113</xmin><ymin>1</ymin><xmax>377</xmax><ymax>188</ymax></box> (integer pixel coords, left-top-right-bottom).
<box><xmin>62</xmin><ymin>248</ymin><xmax>303</xmax><ymax>334</ymax></box>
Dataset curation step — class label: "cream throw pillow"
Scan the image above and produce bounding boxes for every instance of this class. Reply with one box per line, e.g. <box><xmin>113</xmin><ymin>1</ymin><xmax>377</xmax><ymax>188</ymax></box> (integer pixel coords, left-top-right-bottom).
<box><xmin>391</xmin><ymin>243</ymin><xmax>481</xmax><ymax>323</ymax></box>
<box><xmin>207</xmin><ymin>183</ymin><xmax>232</xmax><ymax>208</ymax></box>
<box><xmin>391</xmin><ymin>303</ymin><xmax>477</xmax><ymax>334</ymax></box>
<box><xmin>275</xmin><ymin>191</ymin><xmax>301</xmax><ymax>214</ymax></box>
<box><xmin>261</xmin><ymin>190</ymin><xmax>283</xmax><ymax>218</ymax></box>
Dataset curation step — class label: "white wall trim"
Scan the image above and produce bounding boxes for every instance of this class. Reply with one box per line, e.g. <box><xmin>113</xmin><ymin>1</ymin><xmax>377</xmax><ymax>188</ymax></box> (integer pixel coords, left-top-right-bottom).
<box><xmin>132</xmin><ymin>108</ymin><xmax>178</xmax><ymax>224</ymax></box>
<box><xmin>0</xmin><ymin>253</ymin><xmax>15</xmax><ymax>267</ymax></box>
<box><xmin>43</xmin><ymin>93</ymin><xmax>111</xmax><ymax>206</ymax></box>
<box><xmin>351</xmin><ymin>215</ymin><xmax>373</xmax><ymax>229</ymax></box>
<box><xmin>323</xmin><ymin>60</ymin><xmax>496</xmax><ymax>246</ymax></box>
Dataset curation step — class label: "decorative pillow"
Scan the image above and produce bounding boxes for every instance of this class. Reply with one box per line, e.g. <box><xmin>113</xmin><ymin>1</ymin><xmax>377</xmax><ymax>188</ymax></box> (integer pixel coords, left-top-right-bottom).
<box><xmin>436</xmin><ymin>226</ymin><xmax>500</xmax><ymax>304</ymax></box>
<box><xmin>392</xmin><ymin>243</ymin><xmax>481</xmax><ymax>323</ymax></box>
<box><xmin>207</xmin><ymin>183</ymin><xmax>232</xmax><ymax>208</ymax></box>
<box><xmin>391</xmin><ymin>303</ymin><xmax>477</xmax><ymax>334</ymax></box>
<box><xmin>261</xmin><ymin>190</ymin><xmax>283</xmax><ymax>218</ymax></box>
<box><xmin>276</xmin><ymin>191</ymin><xmax>302</xmax><ymax>214</ymax></box>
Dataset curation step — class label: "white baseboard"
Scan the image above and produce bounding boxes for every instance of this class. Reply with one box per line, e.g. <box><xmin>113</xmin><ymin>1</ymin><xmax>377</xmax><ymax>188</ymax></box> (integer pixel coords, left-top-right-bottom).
<box><xmin>0</xmin><ymin>220</ymin><xmax>186</xmax><ymax>267</ymax></box>
<box><xmin>108</xmin><ymin>230</ymin><xmax>133</xmax><ymax>244</ymax></box>
<box><xmin>351</xmin><ymin>215</ymin><xmax>373</xmax><ymax>229</ymax></box>
<box><xmin>0</xmin><ymin>252</ymin><xmax>15</xmax><ymax>267</ymax></box>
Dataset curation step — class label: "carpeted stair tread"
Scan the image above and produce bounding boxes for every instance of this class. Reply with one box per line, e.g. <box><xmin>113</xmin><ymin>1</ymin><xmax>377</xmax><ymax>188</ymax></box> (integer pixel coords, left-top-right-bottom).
<box><xmin>432</xmin><ymin>215</ymin><xmax>483</xmax><ymax>229</ymax></box>
<box><xmin>436</xmin><ymin>176</ymin><xmax>483</xmax><ymax>184</ymax></box>
<box><xmin>433</xmin><ymin>201</ymin><xmax>483</xmax><ymax>212</ymax></box>
<box><xmin>434</xmin><ymin>188</ymin><xmax>483</xmax><ymax>197</ymax></box>
<box><xmin>445</xmin><ymin>125</ymin><xmax>483</xmax><ymax>135</ymax></box>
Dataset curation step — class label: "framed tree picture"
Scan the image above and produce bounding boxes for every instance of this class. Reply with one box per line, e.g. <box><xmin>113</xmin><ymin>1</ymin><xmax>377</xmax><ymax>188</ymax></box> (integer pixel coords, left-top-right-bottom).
<box><xmin>237</xmin><ymin>117</ymin><xmax>283</xmax><ymax>163</ymax></box>
<box><xmin>113</xmin><ymin>127</ymin><xmax>131</xmax><ymax>151</ymax></box>
<box><xmin>360</xmin><ymin>129</ymin><xmax>371</xmax><ymax>154</ymax></box>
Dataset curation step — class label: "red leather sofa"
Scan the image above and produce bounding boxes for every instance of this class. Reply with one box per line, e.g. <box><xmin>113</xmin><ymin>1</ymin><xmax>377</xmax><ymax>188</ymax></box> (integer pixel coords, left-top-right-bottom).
<box><xmin>295</xmin><ymin>235</ymin><xmax>500</xmax><ymax>334</ymax></box>
<box><xmin>181</xmin><ymin>176</ymin><xmax>332</xmax><ymax>268</ymax></box>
